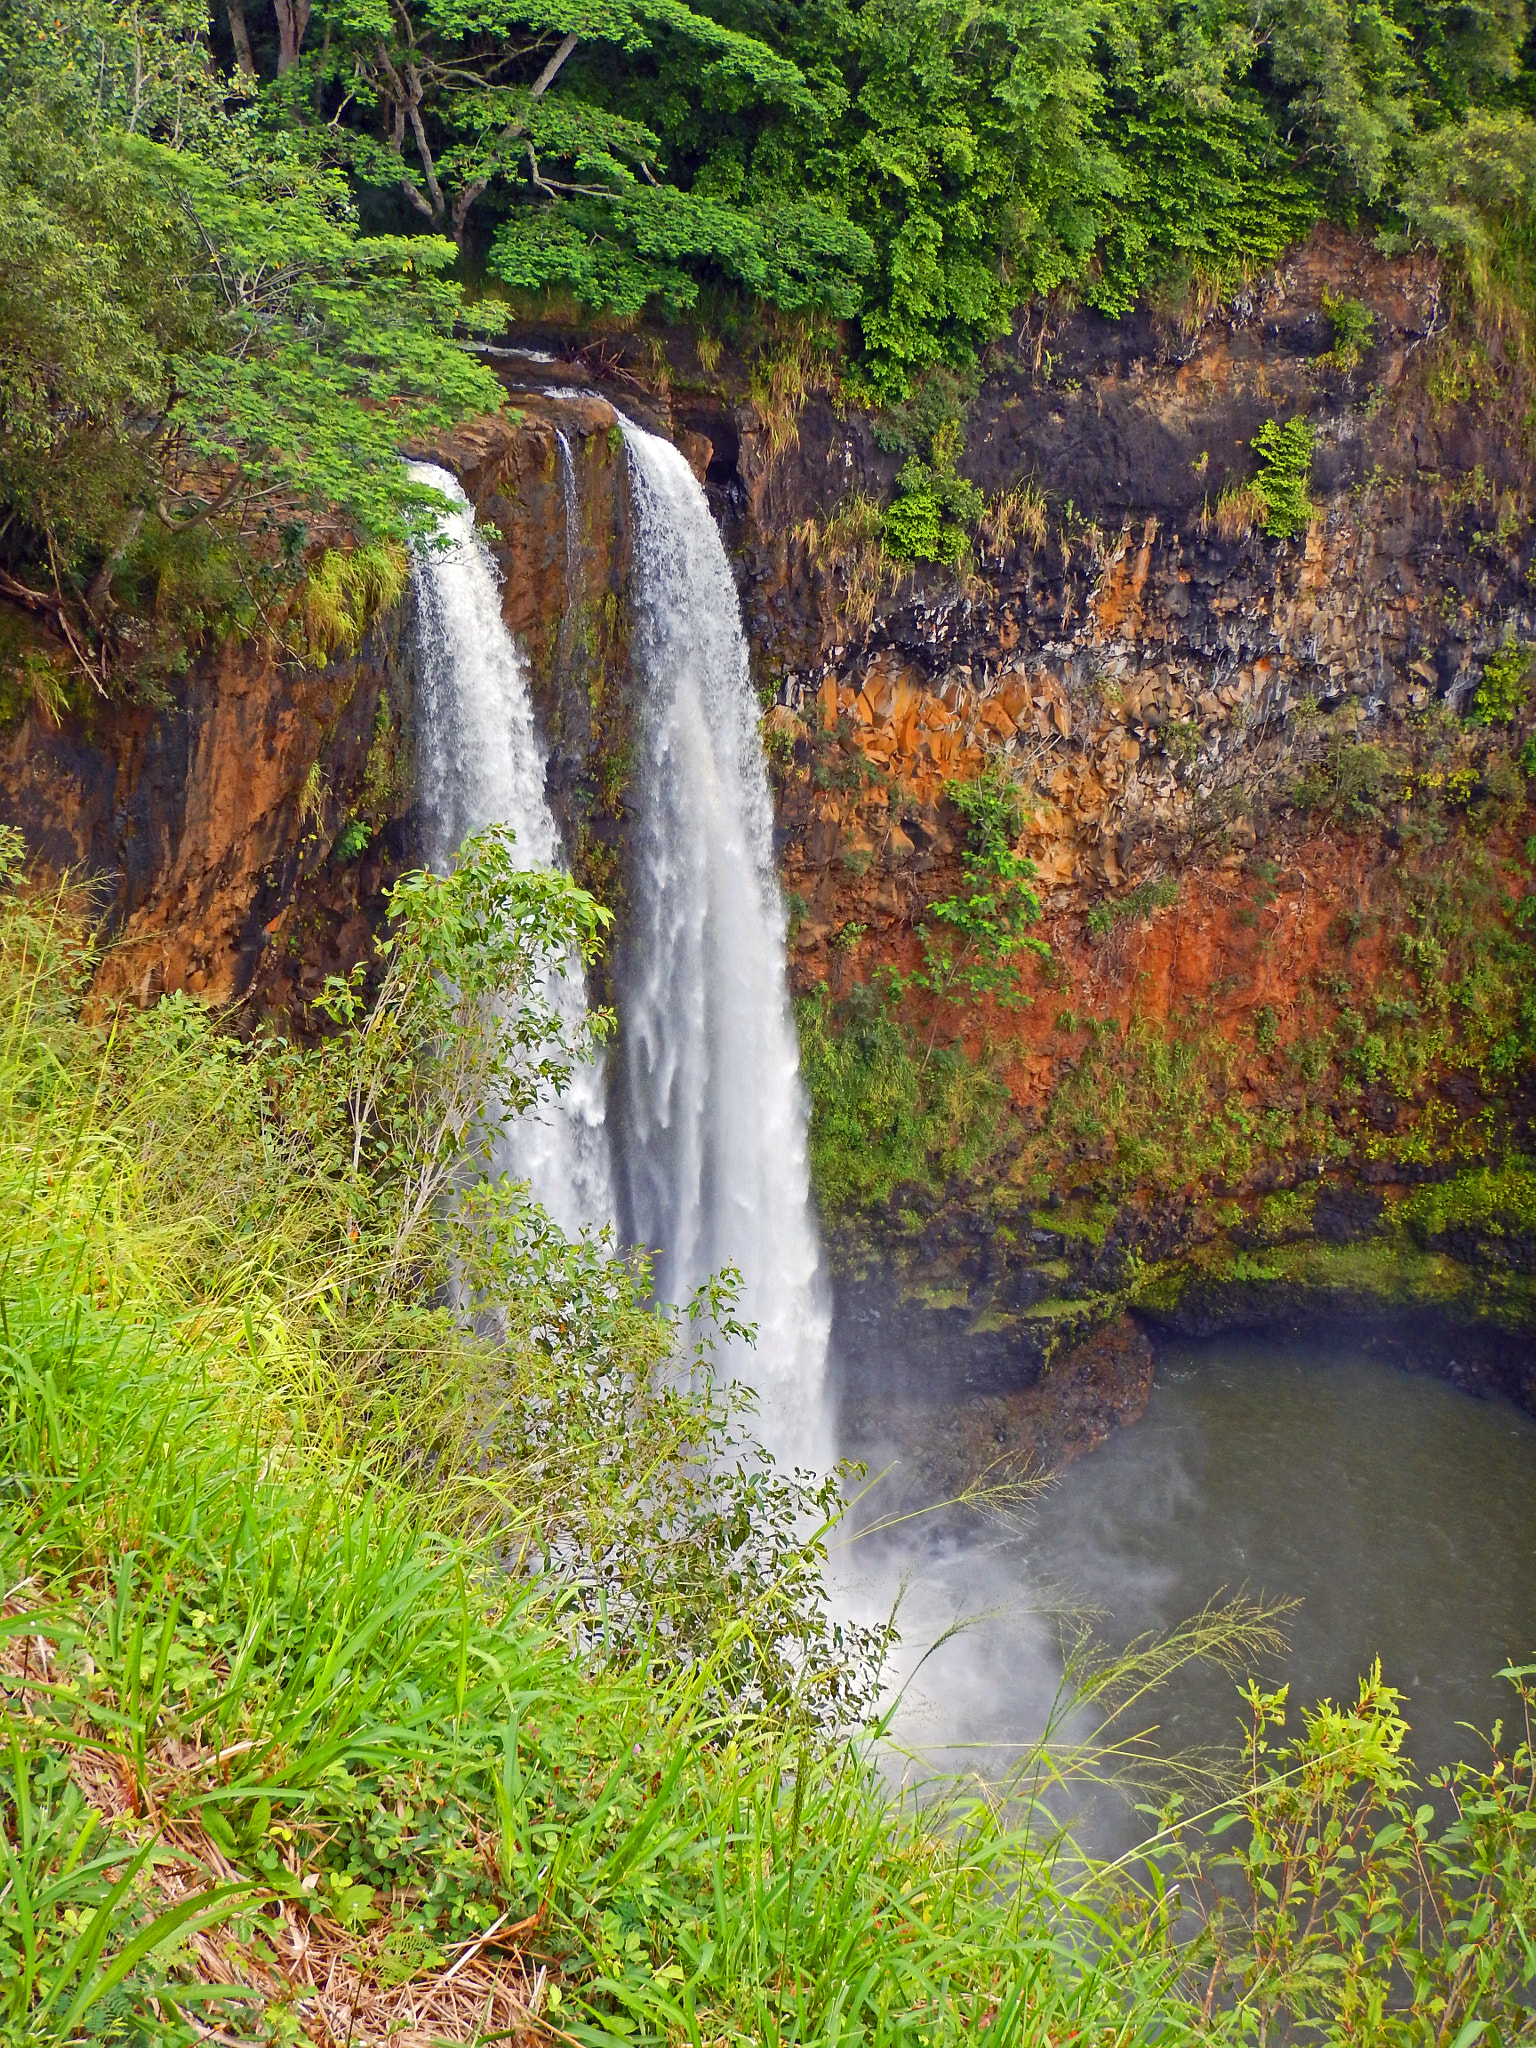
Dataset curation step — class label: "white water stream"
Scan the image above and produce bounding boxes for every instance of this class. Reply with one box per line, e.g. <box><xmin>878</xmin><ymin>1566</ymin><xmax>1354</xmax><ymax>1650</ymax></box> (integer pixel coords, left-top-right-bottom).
<box><xmin>615</xmin><ymin>421</ymin><xmax>830</xmax><ymax>1471</ymax></box>
<box><xmin>408</xmin><ymin>435</ymin><xmax>829</xmax><ymax>1470</ymax></box>
<box><xmin>408</xmin><ymin>459</ymin><xmax>615</xmax><ymax>1238</ymax></box>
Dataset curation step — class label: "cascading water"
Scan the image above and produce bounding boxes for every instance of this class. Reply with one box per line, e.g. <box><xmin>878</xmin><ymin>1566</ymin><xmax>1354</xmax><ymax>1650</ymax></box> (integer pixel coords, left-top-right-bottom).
<box><xmin>408</xmin><ymin>459</ymin><xmax>614</xmax><ymax>1237</ymax></box>
<box><xmin>616</xmin><ymin>421</ymin><xmax>830</xmax><ymax>1470</ymax></box>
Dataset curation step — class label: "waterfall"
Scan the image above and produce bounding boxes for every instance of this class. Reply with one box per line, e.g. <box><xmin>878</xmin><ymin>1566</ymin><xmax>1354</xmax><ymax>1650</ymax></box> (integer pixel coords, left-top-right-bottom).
<box><xmin>616</xmin><ymin>421</ymin><xmax>830</xmax><ymax>1470</ymax></box>
<box><xmin>408</xmin><ymin>459</ymin><xmax>615</xmax><ymax>1238</ymax></box>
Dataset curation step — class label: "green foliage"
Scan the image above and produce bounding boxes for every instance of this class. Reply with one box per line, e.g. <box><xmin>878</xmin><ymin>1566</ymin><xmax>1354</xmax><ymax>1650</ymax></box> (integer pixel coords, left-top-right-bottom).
<box><xmin>1291</xmin><ymin>737</ymin><xmax>1399</xmax><ymax>825</ymax></box>
<box><xmin>1322</xmin><ymin>286</ymin><xmax>1376</xmax><ymax>366</ymax></box>
<box><xmin>1392</xmin><ymin>108</ymin><xmax>1536</xmax><ymax>314</ymax></box>
<box><xmin>1399</xmin><ymin>1156</ymin><xmax>1536</xmax><ymax>1237</ymax></box>
<box><xmin>0</xmin><ymin>1735</ymin><xmax>246</xmax><ymax>2040</ymax></box>
<box><xmin>11</xmin><ymin>0</ymin><xmax>1536</xmax><ymax>597</ymax></box>
<box><xmin>1473</xmin><ymin>636</ymin><xmax>1533</xmax><ymax>723</ymax></box>
<box><xmin>882</xmin><ymin>420</ymin><xmax>986</xmax><ymax>565</ymax></box>
<box><xmin>891</xmin><ymin>770</ymin><xmax>1049</xmax><ymax>1016</ymax></box>
<box><xmin>1</xmin><ymin>828</ymin><xmax>1534</xmax><ymax>2038</ymax></box>
<box><xmin>333</xmin><ymin>816</ymin><xmax>372</xmax><ymax>860</ymax></box>
<box><xmin>300</xmin><ymin>542</ymin><xmax>409</xmax><ymax>662</ymax></box>
<box><xmin>1027</xmin><ymin>1016</ymin><xmax>1283</xmax><ymax>1194</ymax></box>
<box><xmin>1255</xmin><ymin>1186</ymin><xmax>1316</xmax><ymax>1238</ymax></box>
<box><xmin>795</xmin><ymin>982</ymin><xmax>1013</xmax><ymax>1212</ymax></box>
<box><xmin>1251</xmin><ymin>415</ymin><xmax>1316</xmax><ymax>537</ymax></box>
<box><xmin>1087</xmin><ymin>875</ymin><xmax>1180</xmax><ymax>938</ymax></box>
<box><xmin>1184</xmin><ymin>1663</ymin><xmax>1536</xmax><ymax>2039</ymax></box>
<box><xmin>0</xmin><ymin>0</ymin><xmax>502</xmax><ymax>633</ymax></box>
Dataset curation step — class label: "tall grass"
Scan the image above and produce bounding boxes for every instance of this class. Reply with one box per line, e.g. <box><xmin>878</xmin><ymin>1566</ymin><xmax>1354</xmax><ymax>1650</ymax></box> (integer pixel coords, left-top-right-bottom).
<box><xmin>1</xmin><ymin>839</ymin><xmax>1532</xmax><ymax>2042</ymax></box>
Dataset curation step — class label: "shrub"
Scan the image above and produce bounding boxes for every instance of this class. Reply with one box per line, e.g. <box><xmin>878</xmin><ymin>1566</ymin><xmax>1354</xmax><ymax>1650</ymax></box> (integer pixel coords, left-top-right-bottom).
<box><xmin>1251</xmin><ymin>416</ymin><xmax>1316</xmax><ymax>538</ymax></box>
<box><xmin>883</xmin><ymin>421</ymin><xmax>985</xmax><ymax>566</ymax></box>
<box><xmin>333</xmin><ymin>816</ymin><xmax>371</xmax><ymax>860</ymax></box>
<box><xmin>1472</xmin><ymin>637</ymin><xmax>1532</xmax><ymax>724</ymax></box>
<box><xmin>1321</xmin><ymin>288</ymin><xmax>1376</xmax><ymax>368</ymax></box>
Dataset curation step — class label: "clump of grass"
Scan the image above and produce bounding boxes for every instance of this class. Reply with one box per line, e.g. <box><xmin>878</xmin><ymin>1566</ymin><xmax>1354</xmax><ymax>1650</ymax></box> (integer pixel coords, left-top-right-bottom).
<box><xmin>1210</xmin><ymin>479</ymin><xmax>1268</xmax><ymax>538</ymax></box>
<box><xmin>748</xmin><ymin>315</ymin><xmax>834</xmax><ymax>465</ymax></box>
<box><xmin>300</xmin><ymin>541</ymin><xmax>409</xmax><ymax>663</ymax></box>
<box><xmin>1087</xmin><ymin>875</ymin><xmax>1180</xmax><ymax>939</ymax></box>
<box><xmin>978</xmin><ymin>478</ymin><xmax>1048</xmax><ymax>559</ymax></box>
<box><xmin>794</xmin><ymin>492</ymin><xmax>904</xmax><ymax>628</ymax></box>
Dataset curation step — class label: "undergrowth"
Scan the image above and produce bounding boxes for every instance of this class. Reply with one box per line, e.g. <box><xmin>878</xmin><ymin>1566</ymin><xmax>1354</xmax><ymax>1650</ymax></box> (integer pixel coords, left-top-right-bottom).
<box><xmin>795</xmin><ymin>981</ymin><xmax>1014</xmax><ymax>1211</ymax></box>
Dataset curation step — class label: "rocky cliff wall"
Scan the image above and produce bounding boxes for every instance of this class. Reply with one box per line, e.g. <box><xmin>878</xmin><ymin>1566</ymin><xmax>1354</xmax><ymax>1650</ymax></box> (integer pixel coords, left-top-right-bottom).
<box><xmin>4</xmin><ymin>227</ymin><xmax>1535</xmax><ymax>1465</ymax></box>
<box><xmin>0</xmin><ymin>603</ymin><xmax>415</xmax><ymax>1019</ymax></box>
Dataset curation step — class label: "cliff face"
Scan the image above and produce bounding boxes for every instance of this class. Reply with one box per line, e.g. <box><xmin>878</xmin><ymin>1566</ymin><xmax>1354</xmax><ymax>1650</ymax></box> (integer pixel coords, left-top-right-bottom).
<box><xmin>3</xmin><ymin>227</ymin><xmax>1535</xmax><ymax>1457</ymax></box>
<box><xmin>0</xmin><ymin>396</ymin><xmax>630</xmax><ymax>1024</ymax></box>
<box><xmin>0</xmin><ymin>607</ymin><xmax>415</xmax><ymax>1017</ymax></box>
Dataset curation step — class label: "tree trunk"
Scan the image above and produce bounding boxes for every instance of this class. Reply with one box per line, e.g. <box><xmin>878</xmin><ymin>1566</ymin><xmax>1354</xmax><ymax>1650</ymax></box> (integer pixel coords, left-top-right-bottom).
<box><xmin>451</xmin><ymin>33</ymin><xmax>580</xmax><ymax>246</ymax></box>
<box><xmin>225</xmin><ymin>0</ymin><xmax>255</xmax><ymax>75</ymax></box>
<box><xmin>85</xmin><ymin>507</ymin><xmax>146</xmax><ymax>620</ymax></box>
<box><xmin>272</xmin><ymin>0</ymin><xmax>311</xmax><ymax>74</ymax></box>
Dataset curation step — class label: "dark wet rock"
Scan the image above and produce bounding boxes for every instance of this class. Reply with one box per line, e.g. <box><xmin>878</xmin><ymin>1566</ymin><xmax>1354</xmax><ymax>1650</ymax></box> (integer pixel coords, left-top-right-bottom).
<box><xmin>839</xmin><ymin>1313</ymin><xmax>1154</xmax><ymax>1504</ymax></box>
<box><xmin>1313</xmin><ymin>1185</ymin><xmax>1384</xmax><ymax>1244</ymax></box>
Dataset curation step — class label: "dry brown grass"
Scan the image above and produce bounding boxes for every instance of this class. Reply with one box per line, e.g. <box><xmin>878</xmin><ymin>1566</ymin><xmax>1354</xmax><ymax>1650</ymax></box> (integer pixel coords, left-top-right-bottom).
<box><xmin>1207</xmin><ymin>481</ymin><xmax>1267</xmax><ymax>540</ymax></box>
<box><xmin>978</xmin><ymin>480</ymin><xmax>1048</xmax><ymax>561</ymax></box>
<box><xmin>2</xmin><ymin>1597</ymin><xmax>548</xmax><ymax>2048</ymax></box>
<box><xmin>748</xmin><ymin>315</ymin><xmax>839</xmax><ymax>468</ymax></box>
<box><xmin>794</xmin><ymin>494</ymin><xmax>905</xmax><ymax>629</ymax></box>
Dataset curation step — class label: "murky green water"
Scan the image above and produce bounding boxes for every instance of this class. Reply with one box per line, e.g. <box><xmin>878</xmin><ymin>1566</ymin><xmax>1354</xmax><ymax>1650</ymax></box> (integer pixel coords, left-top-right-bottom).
<box><xmin>838</xmin><ymin>1337</ymin><xmax>1536</xmax><ymax>1785</ymax></box>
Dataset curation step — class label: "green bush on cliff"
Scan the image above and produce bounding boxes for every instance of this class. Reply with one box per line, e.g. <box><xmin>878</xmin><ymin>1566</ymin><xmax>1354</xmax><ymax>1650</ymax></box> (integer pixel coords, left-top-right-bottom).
<box><xmin>890</xmin><ymin>769</ymin><xmax>1050</xmax><ymax>1019</ymax></box>
<box><xmin>795</xmin><ymin>982</ymin><xmax>1013</xmax><ymax>1211</ymax></box>
<box><xmin>1251</xmin><ymin>416</ymin><xmax>1316</xmax><ymax>538</ymax></box>
<box><xmin>882</xmin><ymin>423</ymin><xmax>987</xmax><ymax>565</ymax></box>
<box><xmin>1473</xmin><ymin>637</ymin><xmax>1533</xmax><ymax>724</ymax></box>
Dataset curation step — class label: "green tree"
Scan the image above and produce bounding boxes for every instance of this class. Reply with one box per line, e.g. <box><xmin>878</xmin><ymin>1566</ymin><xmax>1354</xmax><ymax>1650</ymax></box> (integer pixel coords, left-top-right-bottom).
<box><xmin>0</xmin><ymin>0</ymin><xmax>503</xmax><ymax>625</ymax></box>
<box><xmin>258</xmin><ymin>0</ymin><xmax>875</xmax><ymax>315</ymax></box>
<box><xmin>310</xmin><ymin>821</ymin><xmax>613</xmax><ymax>1275</ymax></box>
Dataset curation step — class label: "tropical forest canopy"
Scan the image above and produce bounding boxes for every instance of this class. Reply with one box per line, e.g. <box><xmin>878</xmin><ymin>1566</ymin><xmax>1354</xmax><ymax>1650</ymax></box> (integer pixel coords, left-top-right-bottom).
<box><xmin>4</xmin><ymin>0</ymin><xmax>1536</xmax><ymax>614</ymax></box>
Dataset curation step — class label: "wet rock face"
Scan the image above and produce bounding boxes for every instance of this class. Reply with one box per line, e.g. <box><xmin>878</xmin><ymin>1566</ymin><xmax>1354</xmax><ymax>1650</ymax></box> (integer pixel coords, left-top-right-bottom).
<box><xmin>1</xmin><ymin>227</ymin><xmax>1533</xmax><ymax>1370</ymax></box>
<box><xmin>0</xmin><ymin>398</ymin><xmax>635</xmax><ymax>1024</ymax></box>
<box><xmin>0</xmin><ymin>616</ymin><xmax>415</xmax><ymax>1018</ymax></box>
<box><xmin>717</xmin><ymin>232</ymin><xmax>1529</xmax><ymax>977</ymax></box>
<box><xmin>838</xmin><ymin>1306</ymin><xmax>1155</xmax><ymax>1504</ymax></box>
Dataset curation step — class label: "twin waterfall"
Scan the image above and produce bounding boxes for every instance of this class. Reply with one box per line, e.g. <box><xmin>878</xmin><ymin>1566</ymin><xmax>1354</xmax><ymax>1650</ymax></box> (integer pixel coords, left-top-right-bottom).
<box><xmin>409</xmin><ymin>431</ymin><xmax>828</xmax><ymax>1469</ymax></box>
<box><xmin>409</xmin><ymin>461</ymin><xmax>615</xmax><ymax>1240</ymax></box>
